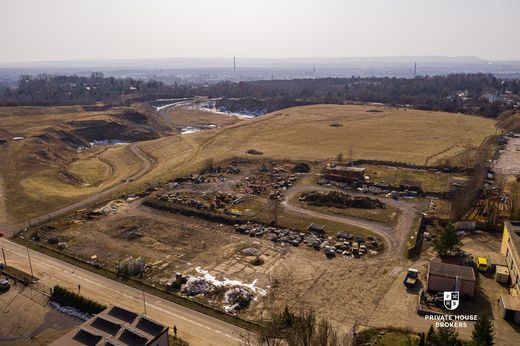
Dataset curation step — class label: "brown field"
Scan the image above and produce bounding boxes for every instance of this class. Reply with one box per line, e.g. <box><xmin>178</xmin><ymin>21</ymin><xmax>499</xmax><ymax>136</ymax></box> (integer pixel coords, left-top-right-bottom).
<box><xmin>0</xmin><ymin>104</ymin><xmax>496</xmax><ymax>223</ymax></box>
<box><xmin>139</xmin><ymin>104</ymin><xmax>497</xmax><ymax>184</ymax></box>
<box><xmin>0</xmin><ymin>106</ymin><xmax>157</xmax><ymax>222</ymax></box>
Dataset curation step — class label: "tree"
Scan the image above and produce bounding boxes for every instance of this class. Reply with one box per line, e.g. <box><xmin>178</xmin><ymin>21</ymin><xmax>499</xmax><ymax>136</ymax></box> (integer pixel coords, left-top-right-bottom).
<box><xmin>426</xmin><ymin>325</ymin><xmax>462</xmax><ymax>346</ymax></box>
<box><xmin>268</xmin><ymin>194</ymin><xmax>283</xmax><ymax>227</ymax></box>
<box><xmin>426</xmin><ymin>325</ymin><xmax>435</xmax><ymax>343</ymax></box>
<box><xmin>336</xmin><ymin>153</ymin><xmax>343</xmax><ymax>164</ymax></box>
<box><xmin>472</xmin><ymin>313</ymin><xmax>494</xmax><ymax>346</ymax></box>
<box><xmin>436</xmin><ymin>326</ymin><xmax>462</xmax><ymax>346</ymax></box>
<box><xmin>418</xmin><ymin>332</ymin><xmax>425</xmax><ymax>346</ymax></box>
<box><xmin>432</xmin><ymin>223</ymin><xmax>461</xmax><ymax>256</ymax></box>
<box><xmin>241</xmin><ymin>307</ymin><xmax>348</xmax><ymax>346</ymax></box>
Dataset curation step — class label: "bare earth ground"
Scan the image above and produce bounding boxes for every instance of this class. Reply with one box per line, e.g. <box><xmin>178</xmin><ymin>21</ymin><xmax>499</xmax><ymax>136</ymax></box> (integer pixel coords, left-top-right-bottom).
<box><xmin>368</xmin><ymin>233</ymin><xmax>519</xmax><ymax>346</ymax></box>
<box><xmin>0</xmin><ymin>279</ymin><xmax>80</xmax><ymax>345</ymax></box>
<box><xmin>495</xmin><ymin>137</ymin><xmax>520</xmax><ymax>176</ymax></box>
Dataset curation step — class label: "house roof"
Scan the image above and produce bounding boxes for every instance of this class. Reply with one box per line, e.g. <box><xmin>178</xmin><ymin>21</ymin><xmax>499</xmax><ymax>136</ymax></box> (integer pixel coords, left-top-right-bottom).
<box><xmin>501</xmin><ymin>293</ymin><xmax>520</xmax><ymax>312</ymax></box>
<box><xmin>428</xmin><ymin>261</ymin><xmax>476</xmax><ymax>282</ymax></box>
<box><xmin>50</xmin><ymin>306</ymin><xmax>168</xmax><ymax>346</ymax></box>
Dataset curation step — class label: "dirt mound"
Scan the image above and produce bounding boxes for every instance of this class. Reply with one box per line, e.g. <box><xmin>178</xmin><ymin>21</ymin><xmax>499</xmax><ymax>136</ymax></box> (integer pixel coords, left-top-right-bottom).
<box><xmin>300</xmin><ymin>190</ymin><xmax>385</xmax><ymax>209</ymax></box>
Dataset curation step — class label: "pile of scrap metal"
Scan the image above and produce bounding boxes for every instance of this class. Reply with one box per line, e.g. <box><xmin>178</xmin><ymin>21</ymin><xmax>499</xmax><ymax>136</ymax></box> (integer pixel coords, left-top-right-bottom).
<box><xmin>300</xmin><ymin>190</ymin><xmax>385</xmax><ymax>209</ymax></box>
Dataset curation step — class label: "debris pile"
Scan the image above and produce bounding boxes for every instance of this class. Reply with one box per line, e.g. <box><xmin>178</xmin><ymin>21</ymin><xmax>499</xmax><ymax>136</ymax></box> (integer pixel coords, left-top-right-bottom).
<box><xmin>120</xmin><ymin>226</ymin><xmax>144</xmax><ymax>240</ymax></box>
<box><xmin>300</xmin><ymin>190</ymin><xmax>385</xmax><ymax>209</ymax></box>
<box><xmin>224</xmin><ymin>287</ymin><xmax>253</xmax><ymax>312</ymax></box>
<box><xmin>116</xmin><ymin>256</ymin><xmax>144</xmax><ymax>276</ymax></box>
<box><xmin>165</xmin><ymin>267</ymin><xmax>266</xmax><ymax>313</ymax></box>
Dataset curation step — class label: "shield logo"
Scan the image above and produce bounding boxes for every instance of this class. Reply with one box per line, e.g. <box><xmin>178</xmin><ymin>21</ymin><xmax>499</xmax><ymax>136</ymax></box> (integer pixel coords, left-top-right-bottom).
<box><xmin>443</xmin><ymin>291</ymin><xmax>460</xmax><ymax>310</ymax></box>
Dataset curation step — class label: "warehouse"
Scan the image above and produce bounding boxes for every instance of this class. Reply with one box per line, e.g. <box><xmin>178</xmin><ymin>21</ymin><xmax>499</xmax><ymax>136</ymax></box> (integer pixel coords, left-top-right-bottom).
<box><xmin>427</xmin><ymin>261</ymin><xmax>477</xmax><ymax>298</ymax></box>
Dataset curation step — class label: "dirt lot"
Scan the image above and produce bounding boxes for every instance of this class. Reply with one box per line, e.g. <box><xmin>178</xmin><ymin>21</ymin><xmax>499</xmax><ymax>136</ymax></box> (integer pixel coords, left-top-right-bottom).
<box><xmin>368</xmin><ymin>233</ymin><xmax>520</xmax><ymax>345</ymax></box>
<box><xmin>0</xmin><ymin>278</ymin><xmax>80</xmax><ymax>345</ymax></box>
<box><xmin>495</xmin><ymin>137</ymin><xmax>520</xmax><ymax>177</ymax></box>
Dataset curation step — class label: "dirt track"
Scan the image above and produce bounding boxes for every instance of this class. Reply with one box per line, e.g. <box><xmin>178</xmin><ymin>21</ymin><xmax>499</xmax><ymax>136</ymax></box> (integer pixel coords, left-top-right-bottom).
<box><xmin>282</xmin><ymin>184</ymin><xmax>423</xmax><ymax>258</ymax></box>
<box><xmin>0</xmin><ymin>143</ymin><xmax>155</xmax><ymax>237</ymax></box>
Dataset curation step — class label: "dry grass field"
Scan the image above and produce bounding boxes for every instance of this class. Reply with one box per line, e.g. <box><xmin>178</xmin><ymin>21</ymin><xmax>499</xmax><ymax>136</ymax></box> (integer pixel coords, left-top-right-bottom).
<box><xmin>139</xmin><ymin>104</ymin><xmax>497</xmax><ymax>183</ymax></box>
<box><xmin>0</xmin><ymin>106</ymin><xmax>155</xmax><ymax>222</ymax></box>
<box><xmin>163</xmin><ymin>107</ymin><xmax>242</xmax><ymax>128</ymax></box>
<box><xmin>0</xmin><ymin>104</ymin><xmax>496</xmax><ymax>222</ymax></box>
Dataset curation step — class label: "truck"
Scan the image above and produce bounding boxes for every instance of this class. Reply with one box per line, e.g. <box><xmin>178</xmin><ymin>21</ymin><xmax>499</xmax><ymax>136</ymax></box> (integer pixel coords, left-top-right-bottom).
<box><xmin>0</xmin><ymin>279</ymin><xmax>10</xmax><ymax>292</ymax></box>
<box><xmin>403</xmin><ymin>268</ymin><xmax>419</xmax><ymax>288</ymax></box>
<box><xmin>476</xmin><ymin>257</ymin><xmax>488</xmax><ymax>272</ymax></box>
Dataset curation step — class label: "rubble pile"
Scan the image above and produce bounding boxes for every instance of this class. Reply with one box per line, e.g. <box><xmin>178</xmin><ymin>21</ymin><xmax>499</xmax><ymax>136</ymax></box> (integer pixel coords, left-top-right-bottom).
<box><xmin>120</xmin><ymin>226</ymin><xmax>144</xmax><ymax>240</ymax></box>
<box><xmin>159</xmin><ymin>192</ymin><xmax>207</xmax><ymax>209</ymax></box>
<box><xmin>181</xmin><ymin>277</ymin><xmax>216</xmax><ymax>297</ymax></box>
<box><xmin>239</xmin><ymin>162</ymin><xmax>301</xmax><ymax>195</ymax></box>
<box><xmin>165</xmin><ymin>267</ymin><xmax>266</xmax><ymax>313</ymax></box>
<box><xmin>300</xmin><ymin>190</ymin><xmax>385</xmax><ymax>209</ymax></box>
<box><xmin>224</xmin><ymin>287</ymin><xmax>253</xmax><ymax>312</ymax></box>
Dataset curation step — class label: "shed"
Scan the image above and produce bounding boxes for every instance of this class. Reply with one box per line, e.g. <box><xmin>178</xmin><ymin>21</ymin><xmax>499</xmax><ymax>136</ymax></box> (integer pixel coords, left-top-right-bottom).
<box><xmin>427</xmin><ymin>261</ymin><xmax>476</xmax><ymax>298</ymax></box>
<box><xmin>495</xmin><ymin>265</ymin><xmax>510</xmax><ymax>284</ymax></box>
<box><xmin>324</xmin><ymin>166</ymin><xmax>365</xmax><ymax>183</ymax></box>
<box><xmin>499</xmin><ymin>293</ymin><xmax>520</xmax><ymax>325</ymax></box>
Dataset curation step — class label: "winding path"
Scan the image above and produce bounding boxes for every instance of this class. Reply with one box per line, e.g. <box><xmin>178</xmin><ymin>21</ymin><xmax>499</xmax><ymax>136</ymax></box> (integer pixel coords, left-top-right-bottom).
<box><xmin>282</xmin><ymin>184</ymin><xmax>422</xmax><ymax>258</ymax></box>
<box><xmin>0</xmin><ymin>143</ymin><xmax>155</xmax><ymax>237</ymax></box>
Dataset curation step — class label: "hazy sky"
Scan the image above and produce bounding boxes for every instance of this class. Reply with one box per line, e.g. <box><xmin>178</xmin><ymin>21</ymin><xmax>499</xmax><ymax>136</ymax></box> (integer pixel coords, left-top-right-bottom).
<box><xmin>1</xmin><ymin>0</ymin><xmax>519</xmax><ymax>63</ymax></box>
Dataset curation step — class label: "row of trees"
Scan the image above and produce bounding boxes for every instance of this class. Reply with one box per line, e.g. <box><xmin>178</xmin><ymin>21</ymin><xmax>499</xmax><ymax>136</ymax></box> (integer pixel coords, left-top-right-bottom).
<box><xmin>51</xmin><ymin>285</ymin><xmax>106</xmax><ymax>314</ymax></box>
<box><xmin>0</xmin><ymin>73</ymin><xmax>518</xmax><ymax>118</ymax></box>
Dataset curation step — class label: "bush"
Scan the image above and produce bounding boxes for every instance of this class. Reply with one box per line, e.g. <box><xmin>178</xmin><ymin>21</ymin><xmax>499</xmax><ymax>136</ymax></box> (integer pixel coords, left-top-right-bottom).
<box><xmin>51</xmin><ymin>285</ymin><xmax>106</xmax><ymax>314</ymax></box>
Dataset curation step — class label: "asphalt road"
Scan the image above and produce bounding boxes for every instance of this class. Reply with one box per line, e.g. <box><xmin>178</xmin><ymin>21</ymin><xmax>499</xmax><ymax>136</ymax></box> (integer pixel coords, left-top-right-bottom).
<box><xmin>0</xmin><ymin>238</ymin><xmax>245</xmax><ymax>345</ymax></box>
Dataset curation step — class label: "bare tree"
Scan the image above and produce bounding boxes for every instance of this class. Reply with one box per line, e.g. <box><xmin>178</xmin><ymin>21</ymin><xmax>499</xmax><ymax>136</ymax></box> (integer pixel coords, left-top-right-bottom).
<box><xmin>268</xmin><ymin>194</ymin><xmax>283</xmax><ymax>227</ymax></box>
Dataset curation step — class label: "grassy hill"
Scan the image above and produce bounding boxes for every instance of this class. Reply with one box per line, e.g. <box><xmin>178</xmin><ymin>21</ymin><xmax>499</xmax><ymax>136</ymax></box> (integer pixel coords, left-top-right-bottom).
<box><xmin>0</xmin><ymin>104</ymin><xmax>497</xmax><ymax>223</ymax></box>
<box><xmin>139</xmin><ymin>104</ymin><xmax>497</xmax><ymax>182</ymax></box>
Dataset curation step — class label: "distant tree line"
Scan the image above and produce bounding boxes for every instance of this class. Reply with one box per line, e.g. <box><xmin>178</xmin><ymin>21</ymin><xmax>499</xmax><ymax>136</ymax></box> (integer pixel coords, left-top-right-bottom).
<box><xmin>0</xmin><ymin>72</ymin><xmax>192</xmax><ymax>106</ymax></box>
<box><xmin>1</xmin><ymin>72</ymin><xmax>518</xmax><ymax>117</ymax></box>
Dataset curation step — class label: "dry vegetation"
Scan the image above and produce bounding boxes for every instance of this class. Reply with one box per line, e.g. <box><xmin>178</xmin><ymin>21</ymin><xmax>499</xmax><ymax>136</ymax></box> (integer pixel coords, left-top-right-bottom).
<box><xmin>0</xmin><ymin>106</ymin><xmax>155</xmax><ymax>222</ymax></box>
<box><xmin>139</xmin><ymin>104</ymin><xmax>497</xmax><ymax>184</ymax></box>
<box><xmin>0</xmin><ymin>104</ymin><xmax>496</xmax><ymax>222</ymax></box>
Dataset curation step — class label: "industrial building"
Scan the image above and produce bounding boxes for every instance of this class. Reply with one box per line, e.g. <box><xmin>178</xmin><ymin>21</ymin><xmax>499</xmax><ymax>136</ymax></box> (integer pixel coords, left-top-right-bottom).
<box><xmin>50</xmin><ymin>306</ymin><xmax>169</xmax><ymax>346</ymax></box>
<box><xmin>323</xmin><ymin>166</ymin><xmax>365</xmax><ymax>183</ymax></box>
<box><xmin>499</xmin><ymin>221</ymin><xmax>520</xmax><ymax>325</ymax></box>
<box><xmin>426</xmin><ymin>261</ymin><xmax>476</xmax><ymax>298</ymax></box>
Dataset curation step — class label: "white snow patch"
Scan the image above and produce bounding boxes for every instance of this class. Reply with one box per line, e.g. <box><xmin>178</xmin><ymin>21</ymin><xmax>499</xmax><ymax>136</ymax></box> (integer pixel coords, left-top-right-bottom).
<box><xmin>49</xmin><ymin>301</ymin><xmax>91</xmax><ymax>321</ymax></box>
<box><xmin>90</xmin><ymin>139</ymin><xmax>131</xmax><ymax>146</ymax></box>
<box><xmin>194</xmin><ymin>267</ymin><xmax>267</xmax><ymax>296</ymax></box>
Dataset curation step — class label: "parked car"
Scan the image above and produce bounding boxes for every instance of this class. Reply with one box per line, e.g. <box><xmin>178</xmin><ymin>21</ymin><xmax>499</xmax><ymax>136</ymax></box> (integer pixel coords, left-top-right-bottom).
<box><xmin>403</xmin><ymin>268</ymin><xmax>419</xmax><ymax>288</ymax></box>
<box><xmin>0</xmin><ymin>279</ymin><xmax>10</xmax><ymax>292</ymax></box>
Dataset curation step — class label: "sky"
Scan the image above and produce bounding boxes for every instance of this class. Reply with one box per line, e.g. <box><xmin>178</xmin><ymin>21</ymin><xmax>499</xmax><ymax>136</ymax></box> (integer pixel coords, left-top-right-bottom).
<box><xmin>1</xmin><ymin>0</ymin><xmax>519</xmax><ymax>63</ymax></box>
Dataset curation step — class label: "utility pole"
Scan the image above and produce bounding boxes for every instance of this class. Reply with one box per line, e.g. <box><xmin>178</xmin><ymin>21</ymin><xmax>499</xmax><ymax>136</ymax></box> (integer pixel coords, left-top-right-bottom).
<box><xmin>349</xmin><ymin>145</ymin><xmax>354</xmax><ymax>167</ymax></box>
<box><xmin>1</xmin><ymin>247</ymin><xmax>6</xmax><ymax>268</ymax></box>
<box><xmin>142</xmin><ymin>288</ymin><xmax>147</xmax><ymax>315</ymax></box>
<box><xmin>414</xmin><ymin>62</ymin><xmax>417</xmax><ymax>78</ymax></box>
<box><xmin>233</xmin><ymin>56</ymin><xmax>236</xmax><ymax>73</ymax></box>
<box><xmin>27</xmin><ymin>248</ymin><xmax>34</xmax><ymax>278</ymax></box>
